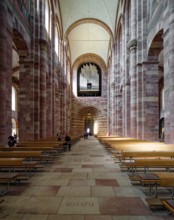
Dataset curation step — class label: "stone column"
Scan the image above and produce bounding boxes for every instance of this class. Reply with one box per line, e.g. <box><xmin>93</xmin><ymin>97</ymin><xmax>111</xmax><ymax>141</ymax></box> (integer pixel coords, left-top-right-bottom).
<box><xmin>54</xmin><ymin>67</ymin><xmax>60</xmax><ymax>134</ymax></box>
<box><xmin>33</xmin><ymin>0</ymin><xmax>41</xmax><ymax>140</ymax></box>
<box><xmin>107</xmin><ymin>67</ymin><xmax>111</xmax><ymax>134</ymax></box>
<box><xmin>115</xmin><ymin>59</ymin><xmax>122</xmax><ymax>136</ymax></box>
<box><xmin>63</xmin><ymin>46</ymin><xmax>67</xmax><ymax>133</ymax></box>
<box><xmin>0</xmin><ymin>1</ymin><xmax>12</xmax><ymax>145</ymax></box>
<box><xmin>127</xmin><ymin>0</ymin><xmax>137</xmax><ymax>138</ymax></box>
<box><xmin>111</xmin><ymin>82</ymin><xmax>115</xmax><ymax>134</ymax></box>
<box><xmin>18</xmin><ymin>59</ymin><xmax>35</xmax><ymax>141</ymax></box>
<box><xmin>52</xmin><ymin>74</ymin><xmax>55</xmax><ymax>136</ymax></box>
<box><xmin>163</xmin><ymin>0</ymin><xmax>174</xmax><ymax>143</ymax></box>
<box><xmin>123</xmin><ymin>6</ymin><xmax>131</xmax><ymax>137</ymax></box>
<box><xmin>143</xmin><ymin>61</ymin><xmax>159</xmax><ymax>140</ymax></box>
<box><xmin>46</xmin><ymin>72</ymin><xmax>53</xmax><ymax>137</ymax></box>
<box><xmin>34</xmin><ymin>61</ymin><xmax>40</xmax><ymax>140</ymax></box>
<box><xmin>40</xmin><ymin>43</ymin><xmax>47</xmax><ymax>138</ymax></box>
<box><xmin>110</xmin><ymin>44</ymin><xmax>116</xmax><ymax>135</ymax></box>
<box><xmin>127</xmin><ymin>39</ymin><xmax>137</xmax><ymax>138</ymax></box>
<box><xmin>136</xmin><ymin>0</ymin><xmax>146</xmax><ymax>139</ymax></box>
<box><xmin>38</xmin><ymin>0</ymin><xmax>48</xmax><ymax>138</ymax></box>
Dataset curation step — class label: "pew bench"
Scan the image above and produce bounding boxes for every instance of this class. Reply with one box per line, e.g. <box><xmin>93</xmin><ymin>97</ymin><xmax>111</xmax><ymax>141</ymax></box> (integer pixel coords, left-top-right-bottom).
<box><xmin>163</xmin><ymin>200</ymin><xmax>174</xmax><ymax>215</ymax></box>
<box><xmin>0</xmin><ymin>158</ymin><xmax>43</xmax><ymax>173</ymax></box>
<box><xmin>0</xmin><ymin>173</ymin><xmax>18</xmax><ymax>195</ymax></box>
<box><xmin>122</xmin><ymin>159</ymin><xmax>174</xmax><ymax>173</ymax></box>
<box><xmin>0</xmin><ymin>151</ymin><xmax>54</xmax><ymax>163</ymax></box>
<box><xmin>115</xmin><ymin>151</ymin><xmax>174</xmax><ymax>162</ymax></box>
<box><xmin>17</xmin><ymin>143</ymin><xmax>64</xmax><ymax>154</ymax></box>
<box><xmin>0</xmin><ymin>146</ymin><xmax>56</xmax><ymax>155</ymax></box>
<box><xmin>137</xmin><ymin>172</ymin><xmax>174</xmax><ymax>198</ymax></box>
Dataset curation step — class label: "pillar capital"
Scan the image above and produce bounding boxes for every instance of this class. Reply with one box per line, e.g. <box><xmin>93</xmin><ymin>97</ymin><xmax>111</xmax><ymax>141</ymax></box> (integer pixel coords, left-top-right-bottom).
<box><xmin>127</xmin><ymin>39</ymin><xmax>137</xmax><ymax>51</ymax></box>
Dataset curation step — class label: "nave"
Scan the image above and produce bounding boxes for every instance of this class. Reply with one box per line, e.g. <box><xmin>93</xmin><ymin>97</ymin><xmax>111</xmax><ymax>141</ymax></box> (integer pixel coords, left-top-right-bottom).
<box><xmin>0</xmin><ymin>137</ymin><xmax>173</xmax><ymax>220</ymax></box>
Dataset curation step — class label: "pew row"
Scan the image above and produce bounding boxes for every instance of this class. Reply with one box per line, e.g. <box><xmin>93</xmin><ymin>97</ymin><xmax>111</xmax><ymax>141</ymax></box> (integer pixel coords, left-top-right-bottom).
<box><xmin>121</xmin><ymin>159</ymin><xmax>174</xmax><ymax>173</ymax></box>
<box><xmin>0</xmin><ymin>173</ymin><xmax>18</xmax><ymax>196</ymax></box>
<box><xmin>0</xmin><ymin>151</ymin><xmax>54</xmax><ymax>163</ymax></box>
<box><xmin>137</xmin><ymin>172</ymin><xmax>174</xmax><ymax>198</ymax></box>
<box><xmin>163</xmin><ymin>200</ymin><xmax>174</xmax><ymax>215</ymax></box>
<box><xmin>98</xmin><ymin>136</ymin><xmax>174</xmax><ymax>153</ymax></box>
<box><xmin>115</xmin><ymin>151</ymin><xmax>174</xmax><ymax>161</ymax></box>
<box><xmin>0</xmin><ymin>158</ymin><xmax>43</xmax><ymax>173</ymax></box>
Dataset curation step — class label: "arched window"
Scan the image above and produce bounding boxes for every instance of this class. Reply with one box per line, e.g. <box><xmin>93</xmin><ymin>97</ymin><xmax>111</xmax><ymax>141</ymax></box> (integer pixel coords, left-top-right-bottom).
<box><xmin>49</xmin><ymin>9</ymin><xmax>52</xmax><ymax>39</ymax></box>
<box><xmin>160</xmin><ymin>87</ymin><xmax>164</xmax><ymax>110</ymax></box>
<box><xmin>55</xmin><ymin>25</ymin><xmax>59</xmax><ymax>57</ymax></box>
<box><xmin>45</xmin><ymin>0</ymin><xmax>49</xmax><ymax>32</ymax></box>
<box><xmin>45</xmin><ymin>0</ymin><xmax>52</xmax><ymax>38</ymax></box>
<box><xmin>12</xmin><ymin>86</ymin><xmax>17</xmax><ymax>111</ymax></box>
<box><xmin>37</xmin><ymin>0</ymin><xmax>40</xmax><ymax>11</ymax></box>
<box><xmin>77</xmin><ymin>62</ymin><xmax>101</xmax><ymax>97</ymax></box>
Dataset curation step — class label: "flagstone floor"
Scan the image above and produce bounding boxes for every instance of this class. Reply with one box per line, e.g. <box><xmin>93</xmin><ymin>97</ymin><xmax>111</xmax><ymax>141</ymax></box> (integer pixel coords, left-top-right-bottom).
<box><xmin>0</xmin><ymin>137</ymin><xmax>173</xmax><ymax>220</ymax></box>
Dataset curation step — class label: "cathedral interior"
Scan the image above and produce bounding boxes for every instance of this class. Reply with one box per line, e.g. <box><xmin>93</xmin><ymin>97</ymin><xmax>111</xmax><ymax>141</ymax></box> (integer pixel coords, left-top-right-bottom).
<box><xmin>0</xmin><ymin>0</ymin><xmax>174</xmax><ymax>219</ymax></box>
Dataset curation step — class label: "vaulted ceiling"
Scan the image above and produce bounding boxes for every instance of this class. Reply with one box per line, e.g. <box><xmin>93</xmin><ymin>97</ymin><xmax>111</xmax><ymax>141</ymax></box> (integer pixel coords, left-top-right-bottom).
<box><xmin>59</xmin><ymin>0</ymin><xmax>119</xmax><ymax>65</ymax></box>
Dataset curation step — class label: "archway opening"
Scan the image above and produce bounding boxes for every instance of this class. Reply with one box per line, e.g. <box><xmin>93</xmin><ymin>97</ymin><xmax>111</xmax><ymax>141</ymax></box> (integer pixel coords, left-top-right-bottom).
<box><xmin>84</xmin><ymin>113</ymin><xmax>94</xmax><ymax>135</ymax></box>
<box><xmin>147</xmin><ymin>29</ymin><xmax>163</xmax><ymax>141</ymax></box>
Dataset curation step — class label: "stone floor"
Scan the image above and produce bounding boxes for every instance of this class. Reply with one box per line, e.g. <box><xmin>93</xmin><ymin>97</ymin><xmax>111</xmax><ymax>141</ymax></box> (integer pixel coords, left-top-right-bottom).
<box><xmin>0</xmin><ymin>137</ymin><xmax>174</xmax><ymax>220</ymax></box>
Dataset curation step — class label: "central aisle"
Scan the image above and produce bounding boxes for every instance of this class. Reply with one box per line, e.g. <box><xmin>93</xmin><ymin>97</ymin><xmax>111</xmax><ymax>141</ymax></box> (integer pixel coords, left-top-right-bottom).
<box><xmin>1</xmin><ymin>137</ymin><xmax>172</xmax><ymax>220</ymax></box>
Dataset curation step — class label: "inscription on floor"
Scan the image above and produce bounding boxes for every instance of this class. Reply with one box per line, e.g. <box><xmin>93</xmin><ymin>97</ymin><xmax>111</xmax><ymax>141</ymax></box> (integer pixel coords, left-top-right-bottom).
<box><xmin>58</xmin><ymin>197</ymin><xmax>100</xmax><ymax>214</ymax></box>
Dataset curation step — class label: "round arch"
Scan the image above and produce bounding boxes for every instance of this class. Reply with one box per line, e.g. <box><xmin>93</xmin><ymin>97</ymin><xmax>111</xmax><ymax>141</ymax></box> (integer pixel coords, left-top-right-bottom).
<box><xmin>146</xmin><ymin>29</ymin><xmax>164</xmax><ymax>141</ymax></box>
<box><xmin>78</xmin><ymin>106</ymin><xmax>101</xmax><ymax>135</ymax></box>
<box><xmin>78</xmin><ymin>106</ymin><xmax>101</xmax><ymax>118</ymax></box>
<box><xmin>147</xmin><ymin>29</ymin><xmax>163</xmax><ymax>61</ymax></box>
<box><xmin>65</xmin><ymin>18</ymin><xmax>113</xmax><ymax>42</ymax></box>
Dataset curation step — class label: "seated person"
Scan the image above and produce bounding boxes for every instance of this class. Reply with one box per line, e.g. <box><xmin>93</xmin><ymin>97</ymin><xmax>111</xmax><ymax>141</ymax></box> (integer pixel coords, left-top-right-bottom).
<box><xmin>63</xmin><ymin>134</ymin><xmax>71</xmax><ymax>151</ymax></box>
<box><xmin>8</xmin><ymin>135</ymin><xmax>17</xmax><ymax>147</ymax></box>
<box><xmin>57</xmin><ymin>133</ymin><xmax>63</xmax><ymax>141</ymax></box>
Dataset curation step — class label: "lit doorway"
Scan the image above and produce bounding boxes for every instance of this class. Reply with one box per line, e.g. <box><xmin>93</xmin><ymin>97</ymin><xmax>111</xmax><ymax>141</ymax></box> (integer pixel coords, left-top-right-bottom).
<box><xmin>84</xmin><ymin>114</ymin><xmax>94</xmax><ymax>135</ymax></box>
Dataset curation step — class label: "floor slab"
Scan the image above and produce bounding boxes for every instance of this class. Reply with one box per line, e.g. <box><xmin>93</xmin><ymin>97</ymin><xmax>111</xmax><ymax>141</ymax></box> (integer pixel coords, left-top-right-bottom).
<box><xmin>58</xmin><ymin>197</ymin><xmax>100</xmax><ymax>214</ymax></box>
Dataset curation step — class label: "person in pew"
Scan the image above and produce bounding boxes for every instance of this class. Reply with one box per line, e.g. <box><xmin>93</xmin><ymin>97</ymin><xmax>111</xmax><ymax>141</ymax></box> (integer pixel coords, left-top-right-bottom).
<box><xmin>8</xmin><ymin>135</ymin><xmax>17</xmax><ymax>147</ymax></box>
<box><xmin>14</xmin><ymin>133</ymin><xmax>17</xmax><ymax>141</ymax></box>
<box><xmin>57</xmin><ymin>132</ymin><xmax>63</xmax><ymax>141</ymax></box>
<box><xmin>63</xmin><ymin>134</ymin><xmax>71</xmax><ymax>151</ymax></box>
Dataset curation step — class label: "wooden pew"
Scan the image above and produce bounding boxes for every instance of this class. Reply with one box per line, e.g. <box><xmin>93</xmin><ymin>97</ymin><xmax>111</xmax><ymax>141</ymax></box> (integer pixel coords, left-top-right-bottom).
<box><xmin>163</xmin><ymin>200</ymin><xmax>174</xmax><ymax>215</ymax></box>
<box><xmin>0</xmin><ymin>146</ymin><xmax>59</xmax><ymax>159</ymax></box>
<box><xmin>116</xmin><ymin>151</ymin><xmax>174</xmax><ymax>161</ymax></box>
<box><xmin>0</xmin><ymin>158</ymin><xmax>41</xmax><ymax>173</ymax></box>
<box><xmin>0</xmin><ymin>151</ymin><xmax>53</xmax><ymax>162</ymax></box>
<box><xmin>0</xmin><ymin>173</ymin><xmax>18</xmax><ymax>195</ymax></box>
<box><xmin>137</xmin><ymin>172</ymin><xmax>174</xmax><ymax>197</ymax></box>
<box><xmin>17</xmin><ymin>135</ymin><xmax>81</xmax><ymax>152</ymax></box>
<box><xmin>0</xmin><ymin>146</ymin><xmax>53</xmax><ymax>151</ymax></box>
<box><xmin>136</xmin><ymin>172</ymin><xmax>174</xmax><ymax>210</ymax></box>
<box><xmin>17</xmin><ymin>142</ymin><xmax>63</xmax><ymax>147</ymax></box>
<box><xmin>96</xmin><ymin>135</ymin><xmax>120</xmax><ymax>140</ymax></box>
<box><xmin>17</xmin><ymin>142</ymin><xmax>64</xmax><ymax>153</ymax></box>
<box><xmin>110</xmin><ymin>141</ymin><xmax>174</xmax><ymax>152</ymax></box>
<box><xmin>0</xmin><ymin>150</ymin><xmax>43</xmax><ymax>158</ymax></box>
<box><xmin>99</xmin><ymin>138</ymin><xmax>138</xmax><ymax>146</ymax></box>
<box><xmin>122</xmin><ymin>159</ymin><xmax>174</xmax><ymax>173</ymax></box>
<box><xmin>0</xmin><ymin>146</ymin><xmax>57</xmax><ymax>154</ymax></box>
<box><xmin>98</xmin><ymin>136</ymin><xmax>174</xmax><ymax>153</ymax></box>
